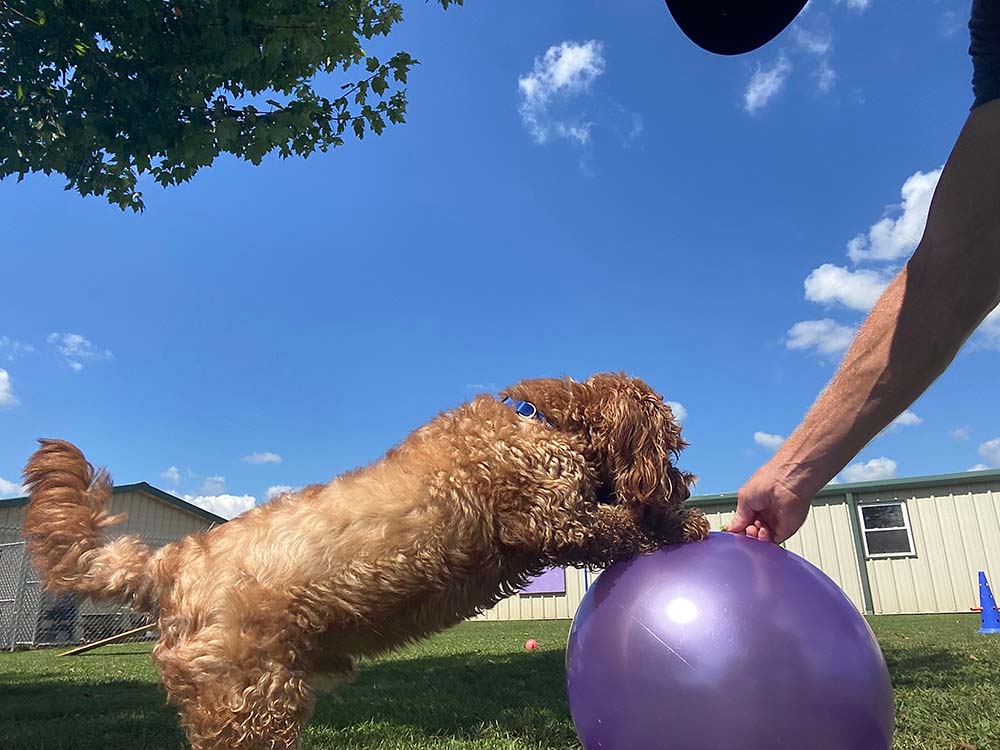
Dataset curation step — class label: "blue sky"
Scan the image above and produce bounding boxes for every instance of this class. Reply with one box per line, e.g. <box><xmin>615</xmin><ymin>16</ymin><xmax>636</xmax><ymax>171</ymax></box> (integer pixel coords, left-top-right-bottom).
<box><xmin>2</xmin><ymin>0</ymin><xmax>999</xmax><ymax>519</ymax></box>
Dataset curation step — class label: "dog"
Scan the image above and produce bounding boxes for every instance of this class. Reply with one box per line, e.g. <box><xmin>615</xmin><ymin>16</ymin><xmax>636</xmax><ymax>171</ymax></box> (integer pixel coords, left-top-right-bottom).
<box><xmin>22</xmin><ymin>372</ymin><xmax>709</xmax><ymax>750</ymax></box>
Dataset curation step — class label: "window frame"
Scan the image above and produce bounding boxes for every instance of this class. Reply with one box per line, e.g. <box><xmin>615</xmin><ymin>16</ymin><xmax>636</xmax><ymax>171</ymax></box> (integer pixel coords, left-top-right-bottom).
<box><xmin>857</xmin><ymin>500</ymin><xmax>916</xmax><ymax>559</ymax></box>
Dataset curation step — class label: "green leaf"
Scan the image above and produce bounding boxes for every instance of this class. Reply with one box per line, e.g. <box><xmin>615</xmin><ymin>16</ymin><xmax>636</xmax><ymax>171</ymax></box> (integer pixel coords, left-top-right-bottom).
<box><xmin>354</xmin><ymin>79</ymin><xmax>369</xmax><ymax>106</ymax></box>
<box><xmin>0</xmin><ymin>0</ymin><xmax>463</xmax><ymax>212</ymax></box>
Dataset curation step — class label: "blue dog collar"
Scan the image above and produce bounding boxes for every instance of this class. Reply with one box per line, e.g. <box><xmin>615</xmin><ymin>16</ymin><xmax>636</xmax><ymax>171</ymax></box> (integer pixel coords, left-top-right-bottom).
<box><xmin>501</xmin><ymin>396</ymin><xmax>550</xmax><ymax>425</ymax></box>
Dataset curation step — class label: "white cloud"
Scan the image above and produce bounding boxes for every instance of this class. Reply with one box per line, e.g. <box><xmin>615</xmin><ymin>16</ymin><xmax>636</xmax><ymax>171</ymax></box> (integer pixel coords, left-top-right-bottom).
<box><xmin>804</xmin><ymin>263</ymin><xmax>890</xmax><ymax>312</ymax></box>
<box><xmin>975</xmin><ymin>303</ymin><xmax>1000</xmax><ymax>350</ymax></box>
<box><xmin>47</xmin><ymin>332</ymin><xmax>113</xmax><ymax>371</ymax></box>
<box><xmin>625</xmin><ymin>113</ymin><xmax>644</xmax><ymax>146</ymax></box>
<box><xmin>180</xmin><ymin>493</ymin><xmax>256</xmax><ymax>520</ymax></box>
<box><xmin>835</xmin><ymin>0</ymin><xmax>871</xmax><ymax>10</ymax></box>
<box><xmin>160</xmin><ymin>466</ymin><xmax>181</xmax><ymax>486</ymax></box>
<box><xmin>754</xmin><ymin>432</ymin><xmax>786</xmax><ymax>451</ymax></box>
<box><xmin>266</xmin><ymin>485</ymin><xmax>299</xmax><ymax>500</ymax></box>
<box><xmin>554</xmin><ymin>123</ymin><xmax>592</xmax><ymax>145</ymax></box>
<box><xmin>951</xmin><ymin>426</ymin><xmax>972</xmax><ymax>441</ymax></box>
<box><xmin>744</xmin><ymin>56</ymin><xmax>792</xmax><ymax>114</ymax></box>
<box><xmin>518</xmin><ymin>40</ymin><xmax>605</xmax><ymax>145</ymax></box>
<box><xmin>0</xmin><ymin>369</ymin><xmax>17</xmax><ymax>408</ymax></box>
<box><xmin>969</xmin><ymin>463</ymin><xmax>992</xmax><ymax>472</ymax></box>
<box><xmin>785</xmin><ymin>319</ymin><xmax>856</xmax><ymax>357</ymax></box>
<box><xmin>466</xmin><ymin>382</ymin><xmax>500</xmax><ymax>393</ymax></box>
<box><xmin>889</xmin><ymin>410</ymin><xmax>923</xmax><ymax>429</ymax></box>
<box><xmin>941</xmin><ymin>10</ymin><xmax>965</xmax><ymax>37</ymax></box>
<box><xmin>790</xmin><ymin>167</ymin><xmax>998</xmax><ymax>356</ymax></box>
<box><xmin>793</xmin><ymin>26</ymin><xmax>833</xmax><ymax>56</ymax></box>
<box><xmin>841</xmin><ymin>457</ymin><xmax>897</xmax><ymax>483</ymax></box>
<box><xmin>0</xmin><ymin>337</ymin><xmax>34</xmax><ymax>361</ymax></box>
<box><xmin>790</xmin><ymin>21</ymin><xmax>837</xmax><ymax>94</ymax></box>
<box><xmin>665</xmin><ymin>401</ymin><xmax>687</xmax><ymax>424</ymax></box>
<box><xmin>979</xmin><ymin>438</ymin><xmax>1000</xmax><ymax>468</ymax></box>
<box><xmin>0</xmin><ymin>476</ymin><xmax>26</xmax><ymax>499</ymax></box>
<box><xmin>846</xmin><ymin>168</ymin><xmax>942</xmax><ymax>264</ymax></box>
<box><xmin>814</xmin><ymin>60</ymin><xmax>837</xmax><ymax>93</ymax></box>
<box><xmin>241</xmin><ymin>452</ymin><xmax>283</xmax><ymax>465</ymax></box>
<box><xmin>875</xmin><ymin>409</ymin><xmax>923</xmax><ymax>439</ymax></box>
<box><xmin>200</xmin><ymin>475</ymin><xmax>226</xmax><ymax>495</ymax></box>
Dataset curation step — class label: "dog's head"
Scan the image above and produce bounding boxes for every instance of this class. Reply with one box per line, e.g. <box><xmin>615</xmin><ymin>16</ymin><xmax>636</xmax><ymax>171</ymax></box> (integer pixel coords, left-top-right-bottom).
<box><xmin>499</xmin><ymin>372</ymin><xmax>695</xmax><ymax>564</ymax></box>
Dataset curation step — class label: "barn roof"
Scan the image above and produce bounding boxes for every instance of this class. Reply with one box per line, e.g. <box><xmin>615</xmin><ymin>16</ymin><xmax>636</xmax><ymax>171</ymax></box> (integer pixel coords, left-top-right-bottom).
<box><xmin>0</xmin><ymin>482</ymin><xmax>227</xmax><ymax>525</ymax></box>
<box><xmin>690</xmin><ymin>466</ymin><xmax>1000</xmax><ymax>507</ymax></box>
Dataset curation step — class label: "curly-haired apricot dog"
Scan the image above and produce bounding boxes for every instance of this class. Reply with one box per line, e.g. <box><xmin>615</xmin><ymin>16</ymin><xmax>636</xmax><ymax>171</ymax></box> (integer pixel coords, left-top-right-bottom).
<box><xmin>22</xmin><ymin>372</ymin><xmax>708</xmax><ymax>750</ymax></box>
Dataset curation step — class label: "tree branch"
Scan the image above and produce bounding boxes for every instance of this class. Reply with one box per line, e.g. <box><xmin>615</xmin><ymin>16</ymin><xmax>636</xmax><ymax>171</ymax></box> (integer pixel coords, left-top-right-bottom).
<box><xmin>1</xmin><ymin>2</ymin><xmax>41</xmax><ymax>26</ymax></box>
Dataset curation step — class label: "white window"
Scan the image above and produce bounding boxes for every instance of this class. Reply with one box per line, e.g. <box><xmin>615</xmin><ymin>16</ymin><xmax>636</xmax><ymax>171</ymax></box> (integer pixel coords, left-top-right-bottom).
<box><xmin>858</xmin><ymin>502</ymin><xmax>915</xmax><ymax>558</ymax></box>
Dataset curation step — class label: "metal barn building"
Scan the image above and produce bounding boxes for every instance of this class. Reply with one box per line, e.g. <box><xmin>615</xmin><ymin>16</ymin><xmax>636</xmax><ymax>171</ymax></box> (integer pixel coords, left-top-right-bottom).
<box><xmin>477</xmin><ymin>468</ymin><xmax>1000</xmax><ymax>621</ymax></box>
<box><xmin>0</xmin><ymin>483</ymin><xmax>224</xmax><ymax>649</ymax></box>
<box><xmin>4</xmin><ymin>470</ymin><xmax>998</xmax><ymax>639</ymax></box>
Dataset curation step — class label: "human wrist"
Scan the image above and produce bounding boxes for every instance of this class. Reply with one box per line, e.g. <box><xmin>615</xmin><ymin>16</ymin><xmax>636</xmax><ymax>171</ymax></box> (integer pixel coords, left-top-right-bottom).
<box><xmin>766</xmin><ymin>442</ymin><xmax>841</xmax><ymax>502</ymax></box>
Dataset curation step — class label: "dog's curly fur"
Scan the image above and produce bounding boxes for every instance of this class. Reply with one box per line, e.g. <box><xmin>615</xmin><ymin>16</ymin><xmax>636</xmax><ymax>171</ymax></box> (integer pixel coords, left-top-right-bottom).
<box><xmin>22</xmin><ymin>372</ymin><xmax>708</xmax><ymax>750</ymax></box>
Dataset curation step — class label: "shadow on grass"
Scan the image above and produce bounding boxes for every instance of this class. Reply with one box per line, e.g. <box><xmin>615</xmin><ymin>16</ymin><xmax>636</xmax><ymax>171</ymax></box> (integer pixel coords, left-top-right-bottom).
<box><xmin>0</xmin><ymin>679</ymin><xmax>185</xmax><ymax>750</ymax></box>
<box><xmin>10</xmin><ymin>642</ymin><xmax>989</xmax><ymax>749</ymax></box>
<box><xmin>312</xmin><ymin>649</ymin><xmax>575</xmax><ymax>746</ymax></box>
<box><xmin>883</xmin><ymin>646</ymin><xmax>975</xmax><ymax>689</ymax></box>
<box><xmin>1</xmin><ymin>649</ymin><xmax>575</xmax><ymax>750</ymax></box>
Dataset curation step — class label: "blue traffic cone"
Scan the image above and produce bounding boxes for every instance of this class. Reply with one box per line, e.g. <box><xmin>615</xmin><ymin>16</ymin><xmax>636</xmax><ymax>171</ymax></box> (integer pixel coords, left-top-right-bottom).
<box><xmin>978</xmin><ymin>571</ymin><xmax>1000</xmax><ymax>634</ymax></box>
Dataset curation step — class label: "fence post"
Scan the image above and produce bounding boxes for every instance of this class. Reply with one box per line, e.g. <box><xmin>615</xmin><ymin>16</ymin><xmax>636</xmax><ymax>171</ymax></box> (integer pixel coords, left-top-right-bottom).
<box><xmin>8</xmin><ymin>543</ymin><xmax>30</xmax><ymax>652</ymax></box>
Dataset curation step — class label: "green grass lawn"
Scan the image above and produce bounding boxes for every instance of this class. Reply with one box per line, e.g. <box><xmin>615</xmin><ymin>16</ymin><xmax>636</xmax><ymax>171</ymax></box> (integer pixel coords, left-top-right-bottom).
<box><xmin>1</xmin><ymin>615</ymin><xmax>997</xmax><ymax>749</ymax></box>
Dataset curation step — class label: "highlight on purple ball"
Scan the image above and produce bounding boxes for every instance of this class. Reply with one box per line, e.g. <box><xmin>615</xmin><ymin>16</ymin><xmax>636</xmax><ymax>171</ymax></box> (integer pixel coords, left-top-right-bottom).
<box><xmin>565</xmin><ymin>532</ymin><xmax>894</xmax><ymax>750</ymax></box>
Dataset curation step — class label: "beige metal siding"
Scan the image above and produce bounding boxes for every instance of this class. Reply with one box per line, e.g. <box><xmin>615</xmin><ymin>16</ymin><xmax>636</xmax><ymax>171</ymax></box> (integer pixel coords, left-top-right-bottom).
<box><xmin>477</xmin><ymin>497</ymin><xmax>867</xmax><ymax>621</ymax></box>
<box><xmin>0</xmin><ymin>488</ymin><xmax>220</xmax><ymax>640</ymax></box>
<box><xmin>783</xmin><ymin>496</ymin><xmax>866</xmax><ymax>612</ymax></box>
<box><xmin>0</xmin><ymin>506</ymin><xmax>26</xmax><ymax>541</ymax></box>
<box><xmin>700</xmin><ymin>505</ymin><xmax>734</xmax><ymax>532</ymax></box>
<box><xmin>0</xmin><ymin>489</ymin><xmax>215</xmax><ymax>546</ymax></box>
<box><xmin>861</xmin><ymin>482</ymin><xmax>1000</xmax><ymax>614</ymax></box>
<box><xmin>698</xmin><ymin>496</ymin><xmax>866</xmax><ymax>612</ymax></box>
<box><xmin>109</xmin><ymin>491</ymin><xmax>214</xmax><ymax>543</ymax></box>
<box><xmin>475</xmin><ymin>567</ymin><xmax>589</xmax><ymax>621</ymax></box>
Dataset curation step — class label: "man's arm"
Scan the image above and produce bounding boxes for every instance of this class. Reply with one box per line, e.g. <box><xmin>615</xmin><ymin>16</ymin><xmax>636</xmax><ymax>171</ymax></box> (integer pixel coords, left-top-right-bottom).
<box><xmin>728</xmin><ymin>98</ymin><xmax>1000</xmax><ymax>543</ymax></box>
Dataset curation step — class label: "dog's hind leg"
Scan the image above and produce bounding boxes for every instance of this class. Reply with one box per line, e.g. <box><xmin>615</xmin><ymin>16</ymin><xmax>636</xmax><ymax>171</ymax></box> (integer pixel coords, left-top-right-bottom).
<box><xmin>155</xmin><ymin>633</ymin><xmax>315</xmax><ymax>750</ymax></box>
<box><xmin>174</xmin><ymin>663</ymin><xmax>313</xmax><ymax>750</ymax></box>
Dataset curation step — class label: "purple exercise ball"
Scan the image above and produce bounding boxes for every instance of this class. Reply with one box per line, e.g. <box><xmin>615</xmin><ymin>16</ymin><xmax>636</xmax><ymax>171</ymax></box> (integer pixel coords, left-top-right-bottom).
<box><xmin>565</xmin><ymin>532</ymin><xmax>894</xmax><ymax>750</ymax></box>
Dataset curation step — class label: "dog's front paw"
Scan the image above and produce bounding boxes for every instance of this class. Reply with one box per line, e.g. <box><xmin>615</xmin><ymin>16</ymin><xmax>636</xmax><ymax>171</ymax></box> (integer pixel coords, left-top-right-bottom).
<box><xmin>681</xmin><ymin>508</ymin><xmax>711</xmax><ymax>542</ymax></box>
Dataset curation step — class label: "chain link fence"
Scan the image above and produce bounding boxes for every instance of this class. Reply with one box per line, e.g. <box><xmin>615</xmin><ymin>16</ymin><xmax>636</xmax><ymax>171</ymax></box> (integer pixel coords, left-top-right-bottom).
<box><xmin>0</xmin><ymin>529</ymin><xmax>175</xmax><ymax>651</ymax></box>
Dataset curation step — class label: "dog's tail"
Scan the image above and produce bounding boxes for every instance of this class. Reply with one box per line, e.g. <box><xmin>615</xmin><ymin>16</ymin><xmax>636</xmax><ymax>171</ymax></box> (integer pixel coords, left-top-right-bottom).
<box><xmin>22</xmin><ymin>439</ymin><xmax>157</xmax><ymax>611</ymax></box>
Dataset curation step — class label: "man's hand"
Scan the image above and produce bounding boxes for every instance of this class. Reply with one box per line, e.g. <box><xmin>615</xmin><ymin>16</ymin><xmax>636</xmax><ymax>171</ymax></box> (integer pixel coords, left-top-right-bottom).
<box><xmin>725</xmin><ymin>465</ymin><xmax>811</xmax><ymax>544</ymax></box>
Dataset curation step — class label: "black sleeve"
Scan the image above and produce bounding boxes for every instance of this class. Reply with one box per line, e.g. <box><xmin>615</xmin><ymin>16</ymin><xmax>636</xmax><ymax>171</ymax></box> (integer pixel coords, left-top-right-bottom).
<box><xmin>971</xmin><ymin>0</ymin><xmax>1000</xmax><ymax>108</ymax></box>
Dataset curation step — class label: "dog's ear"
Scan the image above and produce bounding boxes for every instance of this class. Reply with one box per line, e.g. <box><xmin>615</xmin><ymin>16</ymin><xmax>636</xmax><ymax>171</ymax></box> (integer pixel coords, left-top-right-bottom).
<box><xmin>584</xmin><ymin>373</ymin><xmax>691</xmax><ymax>506</ymax></box>
<box><xmin>497</xmin><ymin>501</ymin><xmax>589</xmax><ymax>557</ymax></box>
<box><xmin>493</xmin><ymin>439</ymin><xmax>593</xmax><ymax>557</ymax></box>
<box><xmin>501</xmin><ymin>372</ymin><xmax>693</xmax><ymax>506</ymax></box>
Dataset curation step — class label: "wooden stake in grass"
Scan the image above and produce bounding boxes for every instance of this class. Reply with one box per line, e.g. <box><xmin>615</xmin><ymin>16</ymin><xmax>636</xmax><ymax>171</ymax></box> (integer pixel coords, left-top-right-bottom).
<box><xmin>59</xmin><ymin>624</ymin><xmax>155</xmax><ymax>657</ymax></box>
